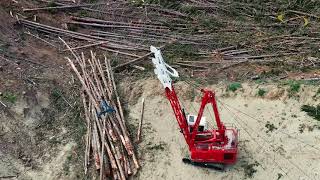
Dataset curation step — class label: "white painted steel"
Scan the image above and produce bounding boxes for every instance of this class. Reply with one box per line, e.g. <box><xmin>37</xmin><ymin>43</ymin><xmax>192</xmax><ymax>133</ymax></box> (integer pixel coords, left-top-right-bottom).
<box><xmin>150</xmin><ymin>46</ymin><xmax>179</xmax><ymax>90</ymax></box>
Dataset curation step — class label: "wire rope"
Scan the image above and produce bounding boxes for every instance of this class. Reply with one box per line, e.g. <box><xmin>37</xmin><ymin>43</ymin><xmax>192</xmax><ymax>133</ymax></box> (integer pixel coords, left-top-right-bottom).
<box><xmin>218</xmin><ymin>99</ymin><xmax>315</xmax><ymax>180</ymax></box>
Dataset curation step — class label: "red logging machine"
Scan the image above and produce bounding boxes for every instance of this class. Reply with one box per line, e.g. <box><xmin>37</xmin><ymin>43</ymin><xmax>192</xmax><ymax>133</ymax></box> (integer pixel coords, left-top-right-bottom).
<box><xmin>150</xmin><ymin>46</ymin><xmax>238</xmax><ymax>169</ymax></box>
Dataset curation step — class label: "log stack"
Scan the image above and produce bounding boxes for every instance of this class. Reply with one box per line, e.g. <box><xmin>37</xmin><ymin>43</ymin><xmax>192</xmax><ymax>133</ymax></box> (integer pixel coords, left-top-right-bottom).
<box><xmin>61</xmin><ymin>38</ymin><xmax>139</xmax><ymax>180</ymax></box>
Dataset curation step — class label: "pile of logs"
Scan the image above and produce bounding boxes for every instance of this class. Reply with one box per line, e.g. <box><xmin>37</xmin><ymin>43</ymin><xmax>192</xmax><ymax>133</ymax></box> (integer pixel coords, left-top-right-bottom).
<box><xmin>61</xmin><ymin>38</ymin><xmax>139</xmax><ymax>180</ymax></box>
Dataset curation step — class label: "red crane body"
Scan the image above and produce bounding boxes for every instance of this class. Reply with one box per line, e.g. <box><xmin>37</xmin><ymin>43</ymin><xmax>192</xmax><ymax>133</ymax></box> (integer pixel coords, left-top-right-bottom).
<box><xmin>151</xmin><ymin>45</ymin><xmax>238</xmax><ymax>168</ymax></box>
<box><xmin>165</xmin><ymin>86</ymin><xmax>238</xmax><ymax>166</ymax></box>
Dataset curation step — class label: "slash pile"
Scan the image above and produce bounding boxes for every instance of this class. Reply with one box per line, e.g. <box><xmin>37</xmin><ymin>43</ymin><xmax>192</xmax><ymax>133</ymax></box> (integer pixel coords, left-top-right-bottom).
<box><xmin>61</xmin><ymin>38</ymin><xmax>139</xmax><ymax>180</ymax></box>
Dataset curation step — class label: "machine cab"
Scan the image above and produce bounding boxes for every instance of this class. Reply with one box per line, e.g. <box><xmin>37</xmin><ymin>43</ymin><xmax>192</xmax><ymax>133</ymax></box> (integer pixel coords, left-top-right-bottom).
<box><xmin>187</xmin><ymin>114</ymin><xmax>208</xmax><ymax>132</ymax></box>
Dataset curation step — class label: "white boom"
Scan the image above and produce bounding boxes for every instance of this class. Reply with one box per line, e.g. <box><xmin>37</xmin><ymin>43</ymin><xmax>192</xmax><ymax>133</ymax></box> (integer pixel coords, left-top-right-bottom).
<box><xmin>150</xmin><ymin>46</ymin><xmax>179</xmax><ymax>90</ymax></box>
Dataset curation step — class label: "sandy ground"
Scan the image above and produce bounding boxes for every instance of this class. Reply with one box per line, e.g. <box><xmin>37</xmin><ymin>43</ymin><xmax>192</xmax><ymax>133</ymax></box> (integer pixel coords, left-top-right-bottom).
<box><xmin>124</xmin><ymin>79</ymin><xmax>320</xmax><ymax>180</ymax></box>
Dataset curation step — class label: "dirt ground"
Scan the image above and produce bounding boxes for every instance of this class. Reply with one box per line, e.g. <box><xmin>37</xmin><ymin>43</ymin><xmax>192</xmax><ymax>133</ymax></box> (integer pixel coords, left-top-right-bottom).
<box><xmin>1</xmin><ymin>0</ymin><xmax>320</xmax><ymax>180</ymax></box>
<box><xmin>1</xmin><ymin>2</ymin><xmax>85</xmax><ymax>179</ymax></box>
<box><xmin>122</xmin><ymin>78</ymin><xmax>320</xmax><ymax>180</ymax></box>
<box><xmin>2</xmin><ymin>73</ymin><xmax>320</xmax><ymax>179</ymax></box>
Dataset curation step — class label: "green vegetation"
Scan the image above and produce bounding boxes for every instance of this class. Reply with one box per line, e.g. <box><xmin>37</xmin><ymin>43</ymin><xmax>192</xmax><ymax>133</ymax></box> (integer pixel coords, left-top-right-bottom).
<box><xmin>165</xmin><ymin>43</ymin><xmax>200</xmax><ymax>61</ymax></box>
<box><xmin>197</xmin><ymin>16</ymin><xmax>226</xmax><ymax>31</ymax></box>
<box><xmin>190</xmin><ymin>88</ymin><xmax>196</xmax><ymax>101</ymax></box>
<box><xmin>50</xmin><ymin>88</ymin><xmax>67</xmax><ymax>111</ymax></box>
<box><xmin>68</xmin><ymin>24</ymin><xmax>78</xmax><ymax>32</ymax></box>
<box><xmin>265</xmin><ymin>121</ymin><xmax>277</xmax><ymax>133</ymax></box>
<box><xmin>63</xmin><ymin>155</ymin><xmax>72</xmax><ymax>175</ymax></box>
<box><xmin>313</xmin><ymin>88</ymin><xmax>320</xmax><ymax>99</ymax></box>
<box><xmin>130</xmin><ymin>0</ymin><xmax>181</xmax><ymax>8</ymax></box>
<box><xmin>301</xmin><ymin>105</ymin><xmax>320</xmax><ymax>121</ymax></box>
<box><xmin>299</xmin><ymin>123</ymin><xmax>318</xmax><ymax>133</ymax></box>
<box><xmin>257</xmin><ymin>88</ymin><xmax>267</xmax><ymax>97</ymax></box>
<box><xmin>288</xmin><ymin>81</ymin><xmax>301</xmax><ymax>94</ymax></box>
<box><xmin>227</xmin><ymin>82</ymin><xmax>242</xmax><ymax>92</ymax></box>
<box><xmin>180</xmin><ymin>4</ymin><xmax>201</xmax><ymax>15</ymax></box>
<box><xmin>47</xmin><ymin>1</ymin><xmax>58</xmax><ymax>13</ymax></box>
<box><xmin>260</xmin><ymin>69</ymin><xmax>283</xmax><ymax>79</ymax></box>
<box><xmin>242</xmin><ymin>161</ymin><xmax>260</xmax><ymax>178</ymax></box>
<box><xmin>146</xmin><ymin>141</ymin><xmax>167</xmax><ymax>151</ymax></box>
<box><xmin>1</xmin><ymin>92</ymin><xmax>17</xmax><ymax>104</ymax></box>
<box><xmin>79</xmin><ymin>10</ymin><xmax>89</xmax><ymax>17</ymax></box>
<box><xmin>48</xmin><ymin>87</ymin><xmax>87</xmax><ymax>178</ymax></box>
<box><xmin>254</xmin><ymin>79</ymin><xmax>267</xmax><ymax>84</ymax></box>
<box><xmin>47</xmin><ymin>1</ymin><xmax>57</xmax><ymax>7</ymax></box>
<box><xmin>0</xmin><ymin>42</ymin><xmax>10</xmax><ymax>53</ymax></box>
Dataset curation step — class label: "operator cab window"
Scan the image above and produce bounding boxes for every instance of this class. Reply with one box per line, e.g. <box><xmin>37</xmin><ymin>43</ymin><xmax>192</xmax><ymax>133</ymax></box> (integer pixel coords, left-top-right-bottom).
<box><xmin>189</xmin><ymin>115</ymin><xmax>194</xmax><ymax>122</ymax></box>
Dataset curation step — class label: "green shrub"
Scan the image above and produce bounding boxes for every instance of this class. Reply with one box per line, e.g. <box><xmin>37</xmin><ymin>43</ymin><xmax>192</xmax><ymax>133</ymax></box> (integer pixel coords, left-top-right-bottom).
<box><xmin>227</xmin><ymin>82</ymin><xmax>242</xmax><ymax>92</ymax></box>
<box><xmin>288</xmin><ymin>81</ymin><xmax>301</xmax><ymax>93</ymax></box>
<box><xmin>265</xmin><ymin>121</ymin><xmax>277</xmax><ymax>133</ymax></box>
<box><xmin>257</xmin><ymin>88</ymin><xmax>267</xmax><ymax>97</ymax></box>
<box><xmin>242</xmin><ymin>161</ymin><xmax>260</xmax><ymax>178</ymax></box>
<box><xmin>301</xmin><ymin>105</ymin><xmax>320</xmax><ymax>121</ymax></box>
<box><xmin>2</xmin><ymin>92</ymin><xmax>17</xmax><ymax>103</ymax></box>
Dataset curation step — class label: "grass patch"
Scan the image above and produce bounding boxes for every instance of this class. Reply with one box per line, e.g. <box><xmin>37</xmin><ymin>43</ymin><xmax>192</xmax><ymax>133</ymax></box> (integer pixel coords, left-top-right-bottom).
<box><xmin>50</xmin><ymin>86</ymin><xmax>88</xmax><ymax>178</ymax></box>
<box><xmin>254</xmin><ymin>79</ymin><xmax>267</xmax><ymax>84</ymax></box>
<box><xmin>301</xmin><ymin>105</ymin><xmax>320</xmax><ymax>121</ymax></box>
<box><xmin>197</xmin><ymin>16</ymin><xmax>226</xmax><ymax>31</ymax></box>
<box><xmin>285</xmin><ymin>80</ymin><xmax>301</xmax><ymax>97</ymax></box>
<box><xmin>227</xmin><ymin>82</ymin><xmax>242</xmax><ymax>92</ymax></box>
<box><xmin>63</xmin><ymin>155</ymin><xmax>72</xmax><ymax>175</ymax></box>
<box><xmin>1</xmin><ymin>92</ymin><xmax>17</xmax><ymax>104</ymax></box>
<box><xmin>257</xmin><ymin>88</ymin><xmax>267</xmax><ymax>97</ymax></box>
<box><xmin>288</xmin><ymin>81</ymin><xmax>301</xmax><ymax>93</ymax></box>
<box><xmin>50</xmin><ymin>88</ymin><xmax>68</xmax><ymax>111</ymax></box>
<box><xmin>180</xmin><ymin>4</ymin><xmax>201</xmax><ymax>15</ymax></box>
<box><xmin>165</xmin><ymin>43</ymin><xmax>200</xmax><ymax>60</ymax></box>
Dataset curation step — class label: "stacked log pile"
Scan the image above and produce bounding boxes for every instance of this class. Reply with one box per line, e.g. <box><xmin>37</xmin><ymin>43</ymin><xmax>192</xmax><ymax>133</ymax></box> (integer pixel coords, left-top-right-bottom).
<box><xmin>61</xmin><ymin>38</ymin><xmax>139</xmax><ymax>180</ymax></box>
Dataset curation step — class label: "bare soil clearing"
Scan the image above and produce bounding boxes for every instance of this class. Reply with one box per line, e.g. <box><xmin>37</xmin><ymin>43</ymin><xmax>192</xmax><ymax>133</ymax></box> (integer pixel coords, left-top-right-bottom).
<box><xmin>0</xmin><ymin>91</ymin><xmax>78</xmax><ymax>180</ymax></box>
<box><xmin>123</xmin><ymin>79</ymin><xmax>320</xmax><ymax>180</ymax></box>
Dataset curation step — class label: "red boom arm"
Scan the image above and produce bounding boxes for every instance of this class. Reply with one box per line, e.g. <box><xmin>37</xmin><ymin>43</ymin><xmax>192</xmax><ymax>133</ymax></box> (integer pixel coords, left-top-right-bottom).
<box><xmin>165</xmin><ymin>85</ymin><xmax>226</xmax><ymax>150</ymax></box>
<box><xmin>165</xmin><ymin>86</ymin><xmax>191</xmax><ymax>146</ymax></box>
<box><xmin>190</xmin><ymin>89</ymin><xmax>225</xmax><ymax>146</ymax></box>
